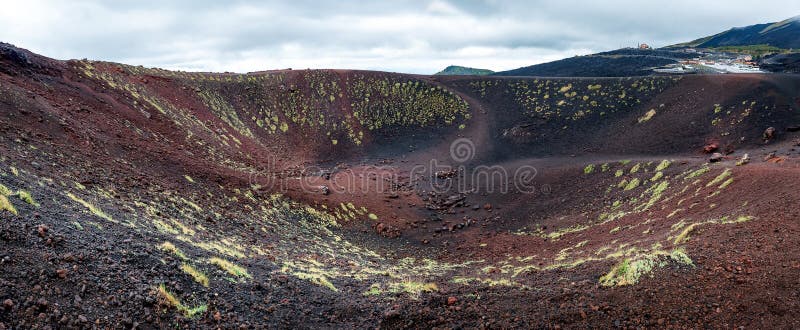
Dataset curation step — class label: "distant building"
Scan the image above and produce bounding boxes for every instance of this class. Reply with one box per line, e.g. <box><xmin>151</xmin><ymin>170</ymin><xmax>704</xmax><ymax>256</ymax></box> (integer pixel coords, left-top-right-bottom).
<box><xmin>638</xmin><ymin>43</ymin><xmax>652</xmax><ymax>50</ymax></box>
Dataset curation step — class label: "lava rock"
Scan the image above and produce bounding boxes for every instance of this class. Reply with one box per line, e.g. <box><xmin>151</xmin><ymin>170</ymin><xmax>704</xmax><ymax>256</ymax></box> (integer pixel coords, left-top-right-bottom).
<box><xmin>763</xmin><ymin>127</ymin><xmax>776</xmax><ymax>141</ymax></box>
<box><xmin>435</xmin><ymin>170</ymin><xmax>456</xmax><ymax>179</ymax></box>
<box><xmin>36</xmin><ymin>298</ymin><xmax>48</xmax><ymax>310</ymax></box>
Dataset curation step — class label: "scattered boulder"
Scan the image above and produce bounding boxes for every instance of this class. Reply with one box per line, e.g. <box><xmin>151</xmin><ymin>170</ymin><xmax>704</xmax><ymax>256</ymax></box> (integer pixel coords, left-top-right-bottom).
<box><xmin>736</xmin><ymin>154</ymin><xmax>750</xmax><ymax>166</ymax></box>
<box><xmin>319</xmin><ymin>185</ymin><xmax>330</xmax><ymax>195</ymax></box>
<box><xmin>374</xmin><ymin>223</ymin><xmax>400</xmax><ymax>238</ymax></box>
<box><xmin>435</xmin><ymin>169</ymin><xmax>457</xmax><ymax>179</ymax></box>
<box><xmin>764</xmin><ymin>152</ymin><xmax>786</xmax><ymax>163</ymax></box>
<box><xmin>426</xmin><ymin>193</ymin><xmax>467</xmax><ymax>210</ymax></box>
<box><xmin>447</xmin><ymin>296</ymin><xmax>458</xmax><ymax>305</ymax></box>
<box><xmin>37</xmin><ymin>224</ymin><xmax>48</xmax><ymax>238</ymax></box>
<box><xmin>763</xmin><ymin>127</ymin><xmax>776</xmax><ymax>141</ymax></box>
<box><xmin>320</xmin><ymin>171</ymin><xmax>332</xmax><ymax>180</ymax></box>
<box><xmin>2</xmin><ymin>299</ymin><xmax>12</xmax><ymax>311</ymax></box>
<box><xmin>56</xmin><ymin>269</ymin><xmax>68</xmax><ymax>279</ymax></box>
<box><xmin>703</xmin><ymin>142</ymin><xmax>719</xmax><ymax>154</ymax></box>
<box><xmin>709</xmin><ymin>153</ymin><xmax>724</xmax><ymax>163</ymax></box>
<box><xmin>502</xmin><ymin>125</ymin><xmax>534</xmax><ymax>143</ymax></box>
<box><xmin>483</xmin><ymin>203</ymin><xmax>493</xmax><ymax>211</ymax></box>
<box><xmin>443</xmin><ymin>195</ymin><xmax>466</xmax><ymax>207</ymax></box>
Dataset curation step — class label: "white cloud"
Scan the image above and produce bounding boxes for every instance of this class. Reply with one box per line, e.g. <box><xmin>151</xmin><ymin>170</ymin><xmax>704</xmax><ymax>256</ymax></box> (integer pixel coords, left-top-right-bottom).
<box><xmin>426</xmin><ymin>0</ymin><xmax>462</xmax><ymax>16</ymax></box>
<box><xmin>1</xmin><ymin>0</ymin><xmax>799</xmax><ymax>74</ymax></box>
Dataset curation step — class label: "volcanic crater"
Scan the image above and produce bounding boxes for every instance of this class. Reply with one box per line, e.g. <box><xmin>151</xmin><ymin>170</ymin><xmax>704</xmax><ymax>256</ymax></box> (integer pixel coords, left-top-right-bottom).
<box><xmin>1</xmin><ymin>43</ymin><xmax>800</xmax><ymax>328</ymax></box>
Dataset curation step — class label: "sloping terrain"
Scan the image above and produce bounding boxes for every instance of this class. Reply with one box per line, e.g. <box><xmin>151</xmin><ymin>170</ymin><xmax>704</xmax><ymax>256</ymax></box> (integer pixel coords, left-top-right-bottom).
<box><xmin>674</xmin><ymin>16</ymin><xmax>800</xmax><ymax>49</ymax></box>
<box><xmin>760</xmin><ymin>53</ymin><xmax>800</xmax><ymax>73</ymax></box>
<box><xmin>2</xmin><ymin>43</ymin><xmax>800</xmax><ymax>328</ymax></box>
<box><xmin>494</xmin><ymin>49</ymin><xmax>695</xmax><ymax>77</ymax></box>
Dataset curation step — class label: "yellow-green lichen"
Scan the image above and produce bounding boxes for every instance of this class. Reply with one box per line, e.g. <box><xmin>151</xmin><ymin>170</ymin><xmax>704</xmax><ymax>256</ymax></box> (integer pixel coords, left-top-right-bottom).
<box><xmin>629</xmin><ymin>163</ymin><xmax>641</xmax><ymax>174</ymax></box>
<box><xmin>684</xmin><ymin>166</ymin><xmax>709</xmax><ymax>180</ymax></box>
<box><xmin>67</xmin><ymin>193</ymin><xmax>115</xmax><ymax>223</ymax></box>
<box><xmin>655</xmin><ymin>160</ymin><xmax>671</xmax><ymax>172</ymax></box>
<box><xmin>209</xmin><ymin>257</ymin><xmax>251</xmax><ymax>279</ymax></box>
<box><xmin>181</xmin><ymin>263</ymin><xmax>210</xmax><ymax>287</ymax></box>
<box><xmin>706</xmin><ymin>168</ymin><xmax>732</xmax><ymax>187</ymax></box>
<box><xmin>156</xmin><ymin>284</ymin><xmax>208</xmax><ymax>318</ymax></box>
<box><xmin>0</xmin><ymin>195</ymin><xmax>17</xmax><ymax>215</ymax></box>
<box><xmin>17</xmin><ymin>190</ymin><xmax>37</xmax><ymax>206</ymax></box>
<box><xmin>638</xmin><ymin>109</ymin><xmax>656</xmax><ymax>123</ymax></box>
<box><xmin>159</xmin><ymin>242</ymin><xmax>188</xmax><ymax>260</ymax></box>
<box><xmin>599</xmin><ymin>249</ymin><xmax>693</xmax><ymax>287</ymax></box>
<box><xmin>624</xmin><ymin>178</ymin><xmax>641</xmax><ymax>191</ymax></box>
<box><xmin>0</xmin><ymin>184</ymin><xmax>11</xmax><ymax>196</ymax></box>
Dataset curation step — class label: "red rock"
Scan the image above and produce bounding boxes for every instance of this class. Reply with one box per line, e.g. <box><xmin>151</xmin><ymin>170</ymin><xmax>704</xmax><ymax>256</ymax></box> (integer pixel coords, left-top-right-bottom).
<box><xmin>56</xmin><ymin>269</ymin><xmax>68</xmax><ymax>279</ymax></box>
<box><xmin>374</xmin><ymin>222</ymin><xmax>400</xmax><ymax>238</ymax></box>
<box><xmin>37</xmin><ymin>224</ymin><xmax>49</xmax><ymax>237</ymax></box>
<box><xmin>2</xmin><ymin>299</ymin><xmax>12</xmax><ymax>310</ymax></box>
<box><xmin>447</xmin><ymin>296</ymin><xmax>458</xmax><ymax>305</ymax></box>
<box><xmin>483</xmin><ymin>203</ymin><xmax>492</xmax><ymax>211</ymax></box>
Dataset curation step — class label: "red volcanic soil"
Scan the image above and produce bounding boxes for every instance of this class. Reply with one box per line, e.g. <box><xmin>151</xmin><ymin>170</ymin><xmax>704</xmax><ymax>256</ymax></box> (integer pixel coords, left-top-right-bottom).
<box><xmin>2</xmin><ymin>42</ymin><xmax>800</xmax><ymax>328</ymax></box>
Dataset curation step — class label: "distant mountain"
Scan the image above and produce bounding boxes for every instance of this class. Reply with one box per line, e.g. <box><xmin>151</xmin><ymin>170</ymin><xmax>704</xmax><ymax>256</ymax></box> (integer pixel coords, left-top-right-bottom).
<box><xmin>435</xmin><ymin>65</ymin><xmax>494</xmax><ymax>76</ymax></box>
<box><xmin>493</xmin><ymin>17</ymin><xmax>800</xmax><ymax>77</ymax></box>
<box><xmin>671</xmin><ymin>16</ymin><xmax>800</xmax><ymax>49</ymax></box>
<box><xmin>493</xmin><ymin>49</ymin><xmax>694</xmax><ymax>77</ymax></box>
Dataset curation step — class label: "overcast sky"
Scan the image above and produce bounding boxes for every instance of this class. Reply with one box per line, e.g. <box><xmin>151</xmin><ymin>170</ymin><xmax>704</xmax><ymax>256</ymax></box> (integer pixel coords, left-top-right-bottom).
<box><xmin>1</xmin><ymin>1</ymin><xmax>798</xmax><ymax>74</ymax></box>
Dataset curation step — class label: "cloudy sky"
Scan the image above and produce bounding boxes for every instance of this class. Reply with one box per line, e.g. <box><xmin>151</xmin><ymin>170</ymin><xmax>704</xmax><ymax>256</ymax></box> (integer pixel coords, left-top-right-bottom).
<box><xmin>1</xmin><ymin>0</ymin><xmax>798</xmax><ymax>74</ymax></box>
